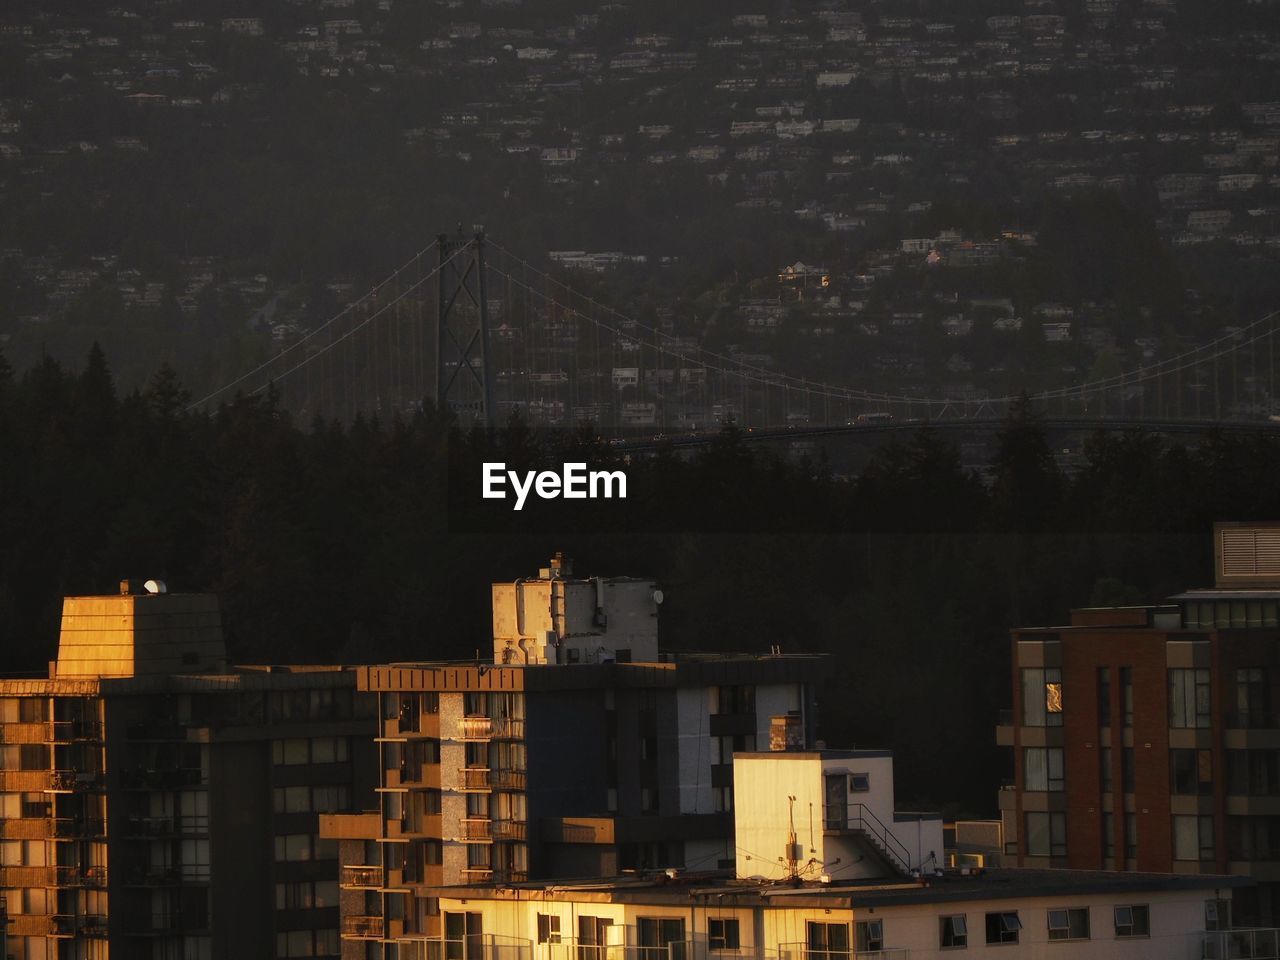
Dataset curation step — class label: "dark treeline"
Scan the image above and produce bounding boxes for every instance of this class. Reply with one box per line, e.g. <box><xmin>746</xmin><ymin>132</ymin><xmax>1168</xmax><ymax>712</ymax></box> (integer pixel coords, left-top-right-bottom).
<box><xmin>5</xmin><ymin>345</ymin><xmax>1280</xmax><ymax>815</ymax></box>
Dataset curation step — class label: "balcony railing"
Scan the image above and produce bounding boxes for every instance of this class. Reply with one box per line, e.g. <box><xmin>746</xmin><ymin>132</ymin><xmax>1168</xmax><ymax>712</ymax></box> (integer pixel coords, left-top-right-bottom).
<box><xmin>461</xmin><ymin>818</ymin><xmax>492</xmax><ymax>840</ymax></box>
<box><xmin>52</xmin><ymin>817</ymin><xmax>105</xmax><ymax>838</ymax></box>
<box><xmin>778</xmin><ymin>944</ymin><xmax>908</xmax><ymax>960</ymax></box>
<box><xmin>1203</xmin><ymin>927</ymin><xmax>1280</xmax><ymax>959</ymax></box>
<box><xmin>489</xmin><ymin>768</ymin><xmax>527</xmax><ymax>791</ymax></box>
<box><xmin>458</xmin><ymin>716</ymin><xmax>526</xmax><ymax>741</ymax></box>
<box><xmin>461</xmin><ymin>865</ymin><xmax>494</xmax><ymax>882</ymax></box>
<box><xmin>344</xmin><ymin>915</ymin><xmax>385</xmax><ymax>939</ymax></box>
<box><xmin>491</xmin><ymin>819</ymin><xmax>528</xmax><ymax>841</ymax></box>
<box><xmin>461</xmin><ymin>767</ymin><xmax>492</xmax><ymax>791</ymax></box>
<box><xmin>341</xmin><ymin>865</ymin><xmax>382</xmax><ymax>888</ymax></box>
<box><xmin>50</xmin><ymin>720</ymin><xmax>103</xmax><ymax>742</ymax></box>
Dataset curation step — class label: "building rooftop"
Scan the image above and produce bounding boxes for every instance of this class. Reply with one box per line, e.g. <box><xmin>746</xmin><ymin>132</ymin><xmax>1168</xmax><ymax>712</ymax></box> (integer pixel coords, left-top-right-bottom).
<box><xmin>427</xmin><ymin>867</ymin><xmax>1249</xmax><ymax>908</ymax></box>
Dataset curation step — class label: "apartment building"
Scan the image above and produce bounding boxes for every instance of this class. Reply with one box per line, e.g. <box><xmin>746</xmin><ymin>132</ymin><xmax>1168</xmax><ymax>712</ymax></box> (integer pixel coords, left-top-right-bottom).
<box><xmin>0</xmin><ymin>580</ymin><xmax>377</xmax><ymax>960</ymax></box>
<box><xmin>415</xmin><ymin>746</ymin><xmax>1245</xmax><ymax>960</ymax></box>
<box><xmin>996</xmin><ymin>522</ymin><xmax>1280</xmax><ymax>926</ymax></box>
<box><xmin>323</xmin><ymin>556</ymin><xmax>823</xmax><ymax>957</ymax></box>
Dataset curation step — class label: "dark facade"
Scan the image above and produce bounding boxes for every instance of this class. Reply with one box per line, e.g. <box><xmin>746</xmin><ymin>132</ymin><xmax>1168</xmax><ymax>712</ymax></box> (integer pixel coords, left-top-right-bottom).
<box><xmin>0</xmin><ymin>585</ymin><xmax>378</xmax><ymax>960</ymax></box>
<box><xmin>997</xmin><ymin>522</ymin><xmax>1280</xmax><ymax>926</ymax></box>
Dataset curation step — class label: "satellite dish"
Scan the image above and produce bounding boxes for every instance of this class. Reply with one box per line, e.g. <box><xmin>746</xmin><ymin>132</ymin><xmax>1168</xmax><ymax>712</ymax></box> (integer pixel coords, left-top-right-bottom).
<box><xmin>143</xmin><ymin>579</ymin><xmax>167</xmax><ymax>595</ymax></box>
<box><xmin>652</xmin><ymin>589</ymin><xmax>664</xmax><ymax>605</ymax></box>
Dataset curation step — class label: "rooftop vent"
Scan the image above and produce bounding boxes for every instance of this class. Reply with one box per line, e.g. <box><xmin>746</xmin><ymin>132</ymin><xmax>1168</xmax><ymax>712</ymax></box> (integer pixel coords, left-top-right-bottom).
<box><xmin>1216</xmin><ymin>523</ymin><xmax>1280</xmax><ymax>587</ymax></box>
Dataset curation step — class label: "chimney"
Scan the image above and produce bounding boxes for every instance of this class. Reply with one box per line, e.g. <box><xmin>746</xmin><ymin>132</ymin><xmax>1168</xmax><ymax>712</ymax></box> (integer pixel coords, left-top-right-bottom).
<box><xmin>769</xmin><ymin>712</ymin><xmax>804</xmax><ymax>751</ymax></box>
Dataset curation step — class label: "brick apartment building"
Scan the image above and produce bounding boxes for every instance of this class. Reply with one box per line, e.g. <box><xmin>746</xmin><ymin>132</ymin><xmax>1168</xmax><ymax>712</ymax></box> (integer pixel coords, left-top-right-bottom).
<box><xmin>322</xmin><ymin>556</ymin><xmax>824</xmax><ymax>958</ymax></box>
<box><xmin>998</xmin><ymin>522</ymin><xmax>1280</xmax><ymax>925</ymax></box>
<box><xmin>0</xmin><ymin>580</ymin><xmax>377</xmax><ymax>960</ymax></box>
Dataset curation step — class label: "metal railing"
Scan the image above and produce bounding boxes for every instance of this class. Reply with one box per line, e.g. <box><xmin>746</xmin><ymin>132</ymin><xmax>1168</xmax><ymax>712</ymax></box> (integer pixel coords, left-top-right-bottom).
<box><xmin>491</xmin><ymin>819</ymin><xmax>528</xmax><ymax>841</ymax></box>
<box><xmin>459</xmin><ymin>716</ymin><xmax>527</xmax><ymax>740</ymax></box>
<box><xmin>341</xmin><ymin>865</ymin><xmax>382</xmax><ymax>888</ymax></box>
<box><xmin>462</xmin><ymin>767</ymin><xmax>492</xmax><ymax>790</ymax></box>
<box><xmin>826</xmin><ymin>803</ymin><xmax>914</xmax><ymax>873</ymax></box>
<box><xmin>462</xmin><ymin>818</ymin><xmax>492</xmax><ymax>840</ymax></box>
<box><xmin>778</xmin><ymin>944</ymin><xmax>908</xmax><ymax>960</ymax></box>
<box><xmin>1203</xmin><ymin>927</ymin><xmax>1280</xmax><ymax>959</ymax></box>
<box><xmin>489</xmin><ymin>768</ymin><xmax>528</xmax><ymax>790</ymax></box>
<box><xmin>344</xmin><ymin>915</ymin><xmax>385</xmax><ymax>938</ymax></box>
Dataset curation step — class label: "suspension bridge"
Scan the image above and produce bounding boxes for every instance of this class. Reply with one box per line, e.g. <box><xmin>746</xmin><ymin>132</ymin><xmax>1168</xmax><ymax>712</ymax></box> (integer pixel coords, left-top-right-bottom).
<box><xmin>189</xmin><ymin>232</ymin><xmax>1280</xmax><ymax>439</ymax></box>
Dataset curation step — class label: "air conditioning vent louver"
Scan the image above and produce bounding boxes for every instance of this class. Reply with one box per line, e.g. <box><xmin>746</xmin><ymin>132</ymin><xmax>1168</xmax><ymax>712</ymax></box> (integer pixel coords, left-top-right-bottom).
<box><xmin>1218</xmin><ymin>525</ymin><xmax>1280</xmax><ymax>585</ymax></box>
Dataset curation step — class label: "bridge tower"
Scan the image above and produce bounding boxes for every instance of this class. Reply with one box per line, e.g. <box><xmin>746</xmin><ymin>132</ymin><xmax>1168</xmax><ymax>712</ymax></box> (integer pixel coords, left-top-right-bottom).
<box><xmin>436</xmin><ymin>230</ymin><xmax>494</xmax><ymax>428</ymax></box>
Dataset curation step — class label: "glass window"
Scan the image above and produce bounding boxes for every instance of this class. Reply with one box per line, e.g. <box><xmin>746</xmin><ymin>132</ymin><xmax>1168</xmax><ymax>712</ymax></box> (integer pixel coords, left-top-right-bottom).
<box><xmin>984</xmin><ymin>913</ymin><xmax>1020</xmax><ymax>945</ymax></box>
<box><xmin>1098</xmin><ymin>667</ymin><xmax>1111</xmax><ymax>726</ymax></box>
<box><xmin>1024</xmin><ymin>748</ymin><xmax>1064</xmax><ymax>792</ymax></box>
<box><xmin>1021</xmin><ymin>668</ymin><xmax>1063</xmax><ymax>727</ymax></box>
<box><xmin>1170</xmin><ymin>669</ymin><xmax>1212</xmax><ymax>728</ymax></box>
<box><xmin>1103</xmin><ymin>813</ymin><xmax>1115</xmax><ymax>859</ymax></box>
<box><xmin>708</xmin><ymin>919</ymin><xmax>739</xmax><ymax>951</ymax></box>
<box><xmin>1024</xmin><ymin>812</ymin><xmax>1066</xmax><ymax>857</ymax></box>
<box><xmin>1121</xmin><ymin>667</ymin><xmax>1133</xmax><ymax>727</ymax></box>
<box><xmin>1047</xmin><ymin>908</ymin><xmax>1090</xmax><ymax>941</ymax></box>
<box><xmin>538</xmin><ymin>914</ymin><xmax>562</xmax><ymax>945</ymax></box>
<box><xmin>805</xmin><ymin>921</ymin><xmax>848</xmax><ymax>960</ymax></box>
<box><xmin>939</xmin><ymin>915</ymin><xmax>967</xmax><ymax>949</ymax></box>
<box><xmin>854</xmin><ymin>921</ymin><xmax>882</xmax><ymax>953</ymax></box>
<box><xmin>1113</xmin><ymin>904</ymin><xmax>1149</xmax><ymax>938</ymax></box>
<box><xmin>1237</xmin><ymin>668</ymin><xmax>1269</xmax><ymax>727</ymax></box>
<box><xmin>1174</xmin><ymin>815</ymin><xmax>1215</xmax><ymax>861</ymax></box>
<box><xmin>1125</xmin><ymin>813</ymin><xmax>1138</xmax><ymax>860</ymax></box>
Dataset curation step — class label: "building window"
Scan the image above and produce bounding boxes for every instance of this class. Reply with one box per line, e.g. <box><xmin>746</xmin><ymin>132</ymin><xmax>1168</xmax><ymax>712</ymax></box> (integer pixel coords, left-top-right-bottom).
<box><xmin>708</xmin><ymin>919</ymin><xmax>740</xmax><ymax>951</ymax></box>
<box><xmin>1206</xmin><ymin>899</ymin><xmax>1231</xmax><ymax>931</ymax></box>
<box><xmin>1174</xmin><ymin>815</ymin><xmax>1215</xmax><ymax>861</ymax></box>
<box><xmin>939</xmin><ymin>915</ymin><xmax>967</xmax><ymax>948</ymax></box>
<box><xmin>1171</xmin><ymin>749</ymin><xmax>1213</xmax><ymax>795</ymax></box>
<box><xmin>854</xmin><ymin>920</ymin><xmax>882</xmax><ymax>953</ymax></box>
<box><xmin>1228</xmin><ymin>750</ymin><xmax>1280</xmax><ymax>796</ymax></box>
<box><xmin>806</xmin><ymin>922</ymin><xmax>849</xmax><ymax>960</ymax></box>
<box><xmin>638</xmin><ymin>918</ymin><xmax>687</xmax><ymax>960</ymax></box>
<box><xmin>1114</xmin><ymin>904</ymin><xmax>1149</xmax><ymax>938</ymax></box>
<box><xmin>1024</xmin><ymin>812</ymin><xmax>1066</xmax><ymax>857</ymax></box>
<box><xmin>1228</xmin><ymin>815</ymin><xmax>1280</xmax><ymax>860</ymax></box>
<box><xmin>1100</xmin><ymin>747</ymin><xmax>1112</xmax><ymax>793</ymax></box>
<box><xmin>1237</xmin><ymin>668</ymin><xmax>1269</xmax><ymax>727</ymax></box>
<box><xmin>1103</xmin><ymin>813</ymin><xmax>1115</xmax><ymax>859</ymax></box>
<box><xmin>1125</xmin><ymin>813</ymin><xmax>1138</xmax><ymax>860</ymax></box>
<box><xmin>1021</xmin><ymin>669</ymin><xmax>1063</xmax><ymax>727</ymax></box>
<box><xmin>1098</xmin><ymin>668</ymin><xmax>1111</xmax><ymax>726</ymax></box>
<box><xmin>1023</xmin><ymin>748</ymin><xmax>1064</xmax><ymax>792</ymax></box>
<box><xmin>1047</xmin><ymin>908</ymin><xmax>1090</xmax><ymax>941</ymax></box>
<box><xmin>537</xmin><ymin>914</ymin><xmax>562</xmax><ymax>945</ymax></box>
<box><xmin>1121</xmin><ymin>667</ymin><xmax>1133</xmax><ymax>727</ymax></box>
<box><xmin>1170</xmin><ymin>669</ymin><xmax>1212</xmax><ymax>728</ymax></box>
<box><xmin>985</xmin><ymin>912</ymin><xmax>1020</xmax><ymax>945</ymax></box>
<box><xmin>849</xmin><ymin>772</ymin><xmax>870</xmax><ymax>793</ymax></box>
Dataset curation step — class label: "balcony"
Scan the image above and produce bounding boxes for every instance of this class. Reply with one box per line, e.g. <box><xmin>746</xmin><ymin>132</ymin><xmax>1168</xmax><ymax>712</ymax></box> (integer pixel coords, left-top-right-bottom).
<box><xmin>341</xmin><ymin>864</ymin><xmax>382</xmax><ymax>888</ymax></box>
<box><xmin>488</xmin><ymin>768</ymin><xmax>527</xmax><ymax>791</ymax></box>
<box><xmin>491</xmin><ymin>819</ymin><xmax>528</xmax><ymax>841</ymax></box>
<box><xmin>779</xmin><ymin>944</ymin><xmax>908</xmax><ymax>960</ymax></box>
<box><xmin>461</xmin><ymin>767</ymin><xmax>492</xmax><ymax>791</ymax></box>
<box><xmin>121</xmin><ymin>767</ymin><xmax>202</xmax><ymax>790</ymax></box>
<box><xmin>0</xmin><ymin>770</ymin><xmax>49</xmax><ymax>791</ymax></box>
<box><xmin>49</xmin><ymin>769</ymin><xmax>101</xmax><ymax>792</ymax></box>
<box><xmin>1203</xmin><ymin>927</ymin><xmax>1280</xmax><ymax>959</ymax></box>
<box><xmin>458</xmin><ymin>716</ymin><xmax>526</xmax><ymax>741</ymax></box>
<box><xmin>50</xmin><ymin>720</ymin><xmax>103</xmax><ymax>742</ymax></box>
<box><xmin>52</xmin><ymin>817</ymin><xmax>105</xmax><ymax>838</ymax></box>
<box><xmin>343</xmin><ymin>915</ymin><xmax>385</xmax><ymax>939</ymax></box>
<box><xmin>0</xmin><ymin>817</ymin><xmax>51</xmax><ymax>839</ymax></box>
<box><xmin>0</xmin><ymin>722</ymin><xmax>55</xmax><ymax>743</ymax></box>
<box><xmin>461</xmin><ymin>818</ymin><xmax>492</xmax><ymax>840</ymax></box>
<box><xmin>462</xmin><ymin>865</ymin><xmax>494</xmax><ymax>882</ymax></box>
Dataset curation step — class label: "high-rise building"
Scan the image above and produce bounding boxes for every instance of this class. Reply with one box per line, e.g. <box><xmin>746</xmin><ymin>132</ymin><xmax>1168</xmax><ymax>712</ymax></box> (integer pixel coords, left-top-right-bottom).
<box><xmin>997</xmin><ymin>522</ymin><xmax>1280</xmax><ymax>926</ymax></box>
<box><xmin>0</xmin><ymin>580</ymin><xmax>378</xmax><ymax>960</ymax></box>
<box><xmin>323</xmin><ymin>556</ymin><xmax>824</xmax><ymax>957</ymax></box>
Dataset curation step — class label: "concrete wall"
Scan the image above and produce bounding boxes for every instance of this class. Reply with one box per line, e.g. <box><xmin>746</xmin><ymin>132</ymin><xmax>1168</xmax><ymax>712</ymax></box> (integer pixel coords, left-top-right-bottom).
<box><xmin>436</xmin><ymin>888</ymin><xmax>1219</xmax><ymax>960</ymax></box>
<box><xmin>57</xmin><ymin>593</ymin><xmax>226</xmax><ymax>678</ymax></box>
<box><xmin>675</xmin><ymin>686</ymin><xmax>713</xmax><ymax>815</ymax></box>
